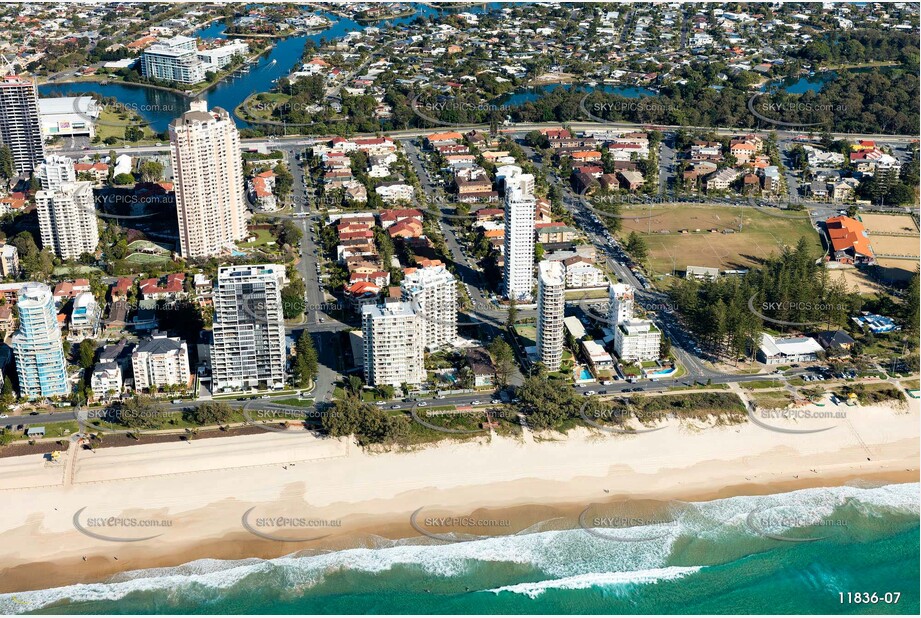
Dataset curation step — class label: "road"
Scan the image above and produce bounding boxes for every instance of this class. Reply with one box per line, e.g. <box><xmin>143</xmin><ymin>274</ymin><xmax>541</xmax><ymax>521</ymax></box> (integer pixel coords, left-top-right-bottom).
<box><xmin>401</xmin><ymin>138</ymin><xmax>525</xmax><ymax>384</ymax></box>
<box><xmin>49</xmin><ymin>121</ymin><xmax>921</xmax><ymax>160</ymax></box>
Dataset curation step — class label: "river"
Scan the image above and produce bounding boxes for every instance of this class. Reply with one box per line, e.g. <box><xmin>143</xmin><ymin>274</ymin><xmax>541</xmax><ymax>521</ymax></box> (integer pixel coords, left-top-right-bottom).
<box><xmin>38</xmin><ymin>3</ymin><xmax>503</xmax><ymax>132</ymax></box>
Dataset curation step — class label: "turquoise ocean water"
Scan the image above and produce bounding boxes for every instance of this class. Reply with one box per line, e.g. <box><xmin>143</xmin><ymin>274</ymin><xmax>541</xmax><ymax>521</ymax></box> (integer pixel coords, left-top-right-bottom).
<box><xmin>2</xmin><ymin>483</ymin><xmax>918</xmax><ymax>615</ymax></box>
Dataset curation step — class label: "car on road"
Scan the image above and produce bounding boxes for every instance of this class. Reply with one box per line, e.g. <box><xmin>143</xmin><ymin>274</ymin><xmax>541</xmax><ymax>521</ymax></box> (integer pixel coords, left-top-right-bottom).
<box><xmin>416</xmin><ymin>401</ymin><xmax>428</xmax><ymax>407</ymax></box>
<box><xmin>391</xmin><ymin>405</ymin><xmax>401</xmax><ymax>409</ymax></box>
<box><xmin>491</xmin><ymin>399</ymin><xmax>501</xmax><ymax>404</ymax></box>
<box><xmin>376</xmin><ymin>401</ymin><xmax>386</xmax><ymax>405</ymax></box>
<box><xmin>434</xmin><ymin>395</ymin><xmax>446</xmax><ymax>400</ymax></box>
<box><xmin>471</xmin><ymin>400</ymin><xmax>482</xmax><ymax>406</ymax></box>
<box><xmin>260</xmin><ymin>395</ymin><xmax>270</xmax><ymax>399</ymax></box>
<box><xmin>583</xmin><ymin>390</ymin><xmax>596</xmax><ymax>396</ymax></box>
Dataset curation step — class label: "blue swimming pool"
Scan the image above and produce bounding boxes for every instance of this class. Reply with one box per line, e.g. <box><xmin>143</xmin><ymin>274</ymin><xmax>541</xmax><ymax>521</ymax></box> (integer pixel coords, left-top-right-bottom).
<box><xmin>578</xmin><ymin>368</ymin><xmax>593</xmax><ymax>381</ymax></box>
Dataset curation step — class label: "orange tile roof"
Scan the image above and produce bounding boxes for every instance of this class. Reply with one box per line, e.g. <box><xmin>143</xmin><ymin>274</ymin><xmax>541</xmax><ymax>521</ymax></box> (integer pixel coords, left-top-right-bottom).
<box><xmin>826</xmin><ymin>216</ymin><xmax>873</xmax><ymax>258</ymax></box>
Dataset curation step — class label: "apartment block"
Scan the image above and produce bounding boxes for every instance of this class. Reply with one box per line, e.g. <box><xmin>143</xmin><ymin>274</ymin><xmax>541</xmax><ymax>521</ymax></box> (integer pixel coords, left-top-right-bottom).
<box><xmin>35</xmin><ymin>181</ymin><xmax>100</xmax><ymax>260</ymax></box>
<box><xmin>141</xmin><ymin>36</ymin><xmax>206</xmax><ymax>84</ymax></box>
<box><xmin>400</xmin><ymin>264</ymin><xmax>457</xmax><ymax>350</ymax></box>
<box><xmin>37</xmin><ymin>155</ymin><xmax>76</xmax><ymax>191</ymax></box>
<box><xmin>169</xmin><ymin>100</ymin><xmax>247</xmax><ymax>258</ymax></box>
<box><xmin>0</xmin><ymin>75</ymin><xmax>45</xmax><ymax>175</ymax></box>
<box><xmin>131</xmin><ymin>332</ymin><xmax>191</xmax><ymax>391</ymax></box>
<box><xmin>502</xmin><ymin>173</ymin><xmax>536</xmax><ymax>301</ymax></box>
<box><xmin>608</xmin><ymin>283</ymin><xmax>635</xmax><ymax>326</ymax></box>
<box><xmin>362</xmin><ymin>302</ymin><xmax>425</xmax><ymax>388</ymax></box>
<box><xmin>12</xmin><ymin>282</ymin><xmax>69</xmax><ymax>398</ymax></box>
<box><xmin>211</xmin><ymin>264</ymin><xmax>287</xmax><ymax>392</ymax></box>
<box><xmin>0</xmin><ymin>243</ymin><xmax>19</xmax><ymax>278</ymax></box>
<box><xmin>614</xmin><ymin>318</ymin><xmax>661</xmax><ymax>362</ymax></box>
<box><xmin>536</xmin><ymin>260</ymin><xmax>566</xmax><ymax>371</ymax></box>
<box><xmin>69</xmin><ymin>292</ymin><xmax>101</xmax><ymax>341</ymax></box>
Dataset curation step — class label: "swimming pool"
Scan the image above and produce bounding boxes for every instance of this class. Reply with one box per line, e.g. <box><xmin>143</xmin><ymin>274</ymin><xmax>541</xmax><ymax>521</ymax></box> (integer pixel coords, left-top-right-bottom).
<box><xmin>578</xmin><ymin>368</ymin><xmax>593</xmax><ymax>381</ymax></box>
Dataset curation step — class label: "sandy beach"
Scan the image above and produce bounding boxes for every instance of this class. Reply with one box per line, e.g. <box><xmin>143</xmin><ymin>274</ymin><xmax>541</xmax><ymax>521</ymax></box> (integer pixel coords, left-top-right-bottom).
<box><xmin>0</xmin><ymin>398</ymin><xmax>917</xmax><ymax>594</ymax></box>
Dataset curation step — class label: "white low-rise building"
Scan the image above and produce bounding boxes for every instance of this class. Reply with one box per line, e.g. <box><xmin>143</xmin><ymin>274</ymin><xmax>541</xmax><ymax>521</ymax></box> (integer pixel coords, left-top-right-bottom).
<box><xmin>39</xmin><ymin>96</ymin><xmax>98</xmax><ymax>139</ymax></box>
<box><xmin>757</xmin><ymin>333</ymin><xmax>823</xmax><ymax>365</ymax></box>
<box><xmin>614</xmin><ymin>318</ymin><xmax>661</xmax><ymax>362</ymax></box>
<box><xmin>69</xmin><ymin>292</ymin><xmax>100</xmax><ymax>341</ymax></box>
<box><xmin>91</xmin><ymin>362</ymin><xmax>123</xmax><ymax>397</ymax></box>
<box><xmin>562</xmin><ymin>256</ymin><xmax>605</xmax><ymax>288</ymax></box>
<box><xmin>581</xmin><ymin>339</ymin><xmax>615</xmax><ymax>372</ymax></box>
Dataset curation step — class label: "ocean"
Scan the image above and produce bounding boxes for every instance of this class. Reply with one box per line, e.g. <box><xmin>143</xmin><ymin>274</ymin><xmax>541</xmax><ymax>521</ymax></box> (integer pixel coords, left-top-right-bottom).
<box><xmin>2</xmin><ymin>483</ymin><xmax>918</xmax><ymax>615</ymax></box>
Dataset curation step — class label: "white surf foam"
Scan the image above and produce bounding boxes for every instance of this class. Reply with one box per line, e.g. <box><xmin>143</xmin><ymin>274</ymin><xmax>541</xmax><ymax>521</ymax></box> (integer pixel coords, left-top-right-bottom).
<box><xmin>487</xmin><ymin>566</ymin><xmax>703</xmax><ymax>599</ymax></box>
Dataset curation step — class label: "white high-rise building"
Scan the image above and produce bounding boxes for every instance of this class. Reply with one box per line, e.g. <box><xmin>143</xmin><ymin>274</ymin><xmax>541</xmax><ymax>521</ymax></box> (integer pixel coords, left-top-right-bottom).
<box><xmin>37</xmin><ymin>155</ymin><xmax>76</xmax><ymax>191</ymax></box>
<box><xmin>131</xmin><ymin>332</ymin><xmax>191</xmax><ymax>391</ymax></box>
<box><xmin>614</xmin><ymin>318</ymin><xmax>661</xmax><ymax>362</ymax></box>
<box><xmin>12</xmin><ymin>282</ymin><xmax>69</xmax><ymax>398</ymax></box>
<box><xmin>169</xmin><ymin>100</ymin><xmax>247</xmax><ymax>259</ymax></box>
<box><xmin>0</xmin><ymin>75</ymin><xmax>45</xmax><ymax>175</ymax></box>
<box><xmin>502</xmin><ymin>173</ymin><xmax>536</xmax><ymax>301</ymax></box>
<box><xmin>211</xmin><ymin>264</ymin><xmax>287</xmax><ymax>392</ymax></box>
<box><xmin>362</xmin><ymin>302</ymin><xmax>425</xmax><ymax>388</ymax></box>
<box><xmin>400</xmin><ymin>264</ymin><xmax>457</xmax><ymax>350</ymax></box>
<box><xmin>35</xmin><ymin>181</ymin><xmax>99</xmax><ymax>260</ymax></box>
<box><xmin>608</xmin><ymin>283</ymin><xmax>635</xmax><ymax>326</ymax></box>
<box><xmin>536</xmin><ymin>260</ymin><xmax>566</xmax><ymax>371</ymax></box>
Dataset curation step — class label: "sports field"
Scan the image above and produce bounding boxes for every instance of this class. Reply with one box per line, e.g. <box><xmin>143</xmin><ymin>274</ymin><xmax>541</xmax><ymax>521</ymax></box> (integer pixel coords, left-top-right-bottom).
<box><xmin>615</xmin><ymin>205</ymin><xmax>821</xmax><ymax>277</ymax></box>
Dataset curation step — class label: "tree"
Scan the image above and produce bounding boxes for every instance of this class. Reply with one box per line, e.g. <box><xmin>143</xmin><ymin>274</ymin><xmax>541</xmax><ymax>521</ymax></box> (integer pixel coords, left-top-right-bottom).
<box><xmin>186</xmin><ymin>402</ymin><xmax>233</xmax><ymax>426</ymax></box>
<box><xmin>117</xmin><ymin>396</ymin><xmax>167</xmax><ymax>429</ymax></box>
<box><xmin>113</xmin><ymin>173</ymin><xmax>135</xmax><ymax>186</ymax></box>
<box><xmin>292</xmin><ymin>331</ymin><xmax>318</xmax><ymax>387</ymax></box>
<box><xmin>0</xmin><ymin>145</ymin><xmax>14</xmax><ymax>180</ymax></box>
<box><xmin>1</xmin><ymin>376</ymin><xmax>13</xmax><ymax>406</ymax></box>
<box><xmin>273</xmin><ymin>162</ymin><xmax>293</xmax><ymax>198</ymax></box>
<box><xmin>281</xmin><ymin>278</ymin><xmax>306</xmax><ymax>320</ymax></box>
<box><xmin>124</xmin><ymin>125</ymin><xmax>144</xmax><ymax>142</ymax></box>
<box><xmin>138</xmin><ymin>160</ymin><xmax>164</xmax><ymax>182</ymax></box>
<box><xmin>321</xmin><ymin>397</ymin><xmax>409</xmax><ymax>445</ymax></box>
<box><xmin>625</xmin><ymin>231</ymin><xmax>649</xmax><ymax>261</ymax></box>
<box><xmin>346</xmin><ymin>375</ymin><xmax>364</xmax><ymax>395</ymax></box>
<box><xmin>77</xmin><ymin>339</ymin><xmax>96</xmax><ymax>369</ymax></box>
<box><xmin>488</xmin><ymin>337</ymin><xmax>515</xmax><ymax>386</ymax></box>
<box><xmin>505</xmin><ymin>298</ymin><xmax>518</xmax><ymax>330</ymax></box>
<box><xmin>515</xmin><ymin>374</ymin><xmax>580</xmax><ymax>430</ymax></box>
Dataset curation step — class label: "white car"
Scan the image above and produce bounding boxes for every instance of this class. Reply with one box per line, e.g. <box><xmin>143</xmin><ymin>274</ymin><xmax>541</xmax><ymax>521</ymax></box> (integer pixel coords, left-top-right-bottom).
<box><xmin>416</xmin><ymin>401</ymin><xmax>428</xmax><ymax>407</ymax></box>
<box><xmin>490</xmin><ymin>399</ymin><xmax>501</xmax><ymax>404</ymax></box>
<box><xmin>584</xmin><ymin>390</ymin><xmax>596</xmax><ymax>396</ymax></box>
<box><xmin>376</xmin><ymin>401</ymin><xmax>386</xmax><ymax>405</ymax></box>
<box><xmin>434</xmin><ymin>395</ymin><xmax>446</xmax><ymax>400</ymax></box>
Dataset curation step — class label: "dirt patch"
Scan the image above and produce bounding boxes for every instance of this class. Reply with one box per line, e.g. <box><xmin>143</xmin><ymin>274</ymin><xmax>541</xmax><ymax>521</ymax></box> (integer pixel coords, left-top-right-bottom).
<box><xmin>861</xmin><ymin>213</ymin><xmax>919</xmax><ymax>235</ymax></box>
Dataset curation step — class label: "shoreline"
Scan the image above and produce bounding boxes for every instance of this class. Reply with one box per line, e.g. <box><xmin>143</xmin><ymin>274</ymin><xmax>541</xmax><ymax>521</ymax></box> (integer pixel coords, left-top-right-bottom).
<box><xmin>0</xmin><ymin>400</ymin><xmax>917</xmax><ymax>595</ymax></box>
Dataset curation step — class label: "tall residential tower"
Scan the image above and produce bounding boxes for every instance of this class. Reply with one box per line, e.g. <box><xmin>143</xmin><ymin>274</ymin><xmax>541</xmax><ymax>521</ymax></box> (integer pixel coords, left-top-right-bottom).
<box><xmin>502</xmin><ymin>173</ymin><xmax>536</xmax><ymax>302</ymax></box>
<box><xmin>400</xmin><ymin>263</ymin><xmax>457</xmax><ymax>350</ymax></box>
<box><xmin>36</xmin><ymin>181</ymin><xmax>99</xmax><ymax>260</ymax></box>
<box><xmin>0</xmin><ymin>75</ymin><xmax>45</xmax><ymax>175</ymax></box>
<box><xmin>361</xmin><ymin>302</ymin><xmax>425</xmax><ymax>388</ymax></box>
<box><xmin>12</xmin><ymin>282</ymin><xmax>69</xmax><ymax>398</ymax></box>
<box><xmin>169</xmin><ymin>100</ymin><xmax>247</xmax><ymax>258</ymax></box>
<box><xmin>210</xmin><ymin>264</ymin><xmax>287</xmax><ymax>392</ymax></box>
<box><xmin>536</xmin><ymin>260</ymin><xmax>566</xmax><ymax>372</ymax></box>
